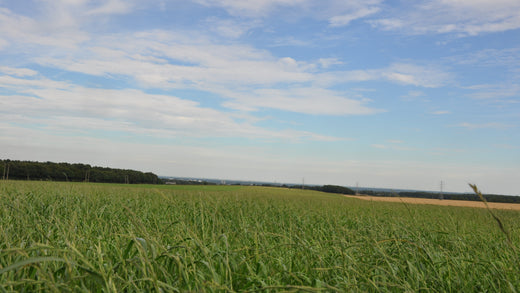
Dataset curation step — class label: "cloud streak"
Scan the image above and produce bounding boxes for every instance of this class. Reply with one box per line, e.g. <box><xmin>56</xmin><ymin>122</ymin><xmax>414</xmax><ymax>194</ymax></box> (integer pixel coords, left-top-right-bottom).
<box><xmin>455</xmin><ymin>122</ymin><xmax>515</xmax><ymax>130</ymax></box>
<box><xmin>26</xmin><ymin>29</ymin><xmax>397</xmax><ymax>116</ymax></box>
<box><xmin>0</xmin><ymin>71</ymin><xmax>343</xmax><ymax>142</ymax></box>
<box><xmin>371</xmin><ymin>0</ymin><xmax>520</xmax><ymax>36</ymax></box>
<box><xmin>193</xmin><ymin>0</ymin><xmax>383</xmax><ymax>25</ymax></box>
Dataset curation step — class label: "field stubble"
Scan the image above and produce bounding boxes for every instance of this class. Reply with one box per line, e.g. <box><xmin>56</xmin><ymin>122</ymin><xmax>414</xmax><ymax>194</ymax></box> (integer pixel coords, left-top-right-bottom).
<box><xmin>1</xmin><ymin>181</ymin><xmax>519</xmax><ymax>292</ymax></box>
<box><xmin>347</xmin><ymin>194</ymin><xmax>520</xmax><ymax>210</ymax></box>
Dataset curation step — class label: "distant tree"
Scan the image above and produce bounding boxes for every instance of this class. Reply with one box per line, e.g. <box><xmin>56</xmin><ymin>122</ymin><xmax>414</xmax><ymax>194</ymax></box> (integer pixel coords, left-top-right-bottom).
<box><xmin>298</xmin><ymin>184</ymin><xmax>355</xmax><ymax>195</ymax></box>
<box><xmin>319</xmin><ymin>185</ymin><xmax>355</xmax><ymax>195</ymax></box>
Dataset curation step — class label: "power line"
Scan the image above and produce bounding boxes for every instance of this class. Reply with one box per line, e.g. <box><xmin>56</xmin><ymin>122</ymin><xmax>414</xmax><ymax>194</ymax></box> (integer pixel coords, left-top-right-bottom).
<box><xmin>440</xmin><ymin>180</ymin><xmax>444</xmax><ymax>200</ymax></box>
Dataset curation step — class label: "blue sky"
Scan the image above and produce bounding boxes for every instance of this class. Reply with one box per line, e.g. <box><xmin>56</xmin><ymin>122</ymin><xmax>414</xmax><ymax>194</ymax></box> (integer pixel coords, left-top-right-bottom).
<box><xmin>1</xmin><ymin>0</ymin><xmax>519</xmax><ymax>195</ymax></box>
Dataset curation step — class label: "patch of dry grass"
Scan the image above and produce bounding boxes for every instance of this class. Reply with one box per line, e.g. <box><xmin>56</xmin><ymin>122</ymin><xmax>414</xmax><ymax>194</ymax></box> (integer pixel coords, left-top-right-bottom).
<box><xmin>346</xmin><ymin>194</ymin><xmax>520</xmax><ymax>210</ymax></box>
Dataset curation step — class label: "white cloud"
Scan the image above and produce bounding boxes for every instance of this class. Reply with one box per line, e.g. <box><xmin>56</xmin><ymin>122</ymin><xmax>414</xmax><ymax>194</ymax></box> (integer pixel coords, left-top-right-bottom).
<box><xmin>318</xmin><ymin>58</ymin><xmax>343</xmax><ymax>69</ymax></box>
<box><xmin>0</xmin><ymin>7</ymin><xmax>88</xmax><ymax>50</ymax></box>
<box><xmin>318</xmin><ymin>63</ymin><xmax>452</xmax><ymax>88</ymax></box>
<box><xmin>0</xmin><ymin>1</ymin><xmax>139</xmax><ymax>52</ymax></box>
<box><xmin>0</xmin><ymin>3</ymin><xmax>447</xmax><ymax>117</ymax></box>
<box><xmin>38</xmin><ymin>0</ymin><xmax>135</xmax><ymax>16</ymax></box>
<box><xmin>221</xmin><ymin>87</ymin><xmax>381</xmax><ymax>115</ymax></box>
<box><xmin>205</xmin><ymin>18</ymin><xmax>257</xmax><ymax>38</ymax></box>
<box><xmin>386</xmin><ymin>72</ymin><xmax>415</xmax><ymax>84</ymax></box>
<box><xmin>384</xmin><ymin>63</ymin><xmax>451</xmax><ymax>88</ymax></box>
<box><xmin>34</xmin><ymin>31</ymin><xmax>314</xmax><ymax>87</ymax></box>
<box><xmin>86</xmin><ymin>0</ymin><xmax>133</xmax><ymax>15</ymax></box>
<box><xmin>372</xmin><ymin>141</ymin><xmax>415</xmax><ymax>151</ymax></box>
<box><xmin>372</xmin><ymin>18</ymin><xmax>403</xmax><ymax>30</ymax></box>
<box><xmin>0</xmin><ymin>72</ymin><xmax>344</xmax><ymax>142</ymax></box>
<box><xmin>371</xmin><ymin>0</ymin><xmax>520</xmax><ymax>36</ymax></box>
<box><xmin>401</xmin><ymin>90</ymin><xmax>428</xmax><ymax>102</ymax></box>
<box><xmin>193</xmin><ymin>0</ymin><xmax>384</xmax><ymax>27</ymax></box>
<box><xmin>329</xmin><ymin>6</ymin><xmax>380</xmax><ymax>27</ymax></box>
<box><xmin>0</xmin><ymin>66</ymin><xmax>38</xmax><ymax>77</ymax></box>
<box><xmin>0</xmin><ymin>74</ymin><xmax>71</xmax><ymax>89</ymax></box>
<box><xmin>192</xmin><ymin>0</ymin><xmax>308</xmax><ymax>17</ymax></box>
<box><xmin>0</xmin><ymin>38</ymin><xmax>9</xmax><ymax>49</ymax></box>
<box><xmin>26</xmin><ymin>29</ymin><xmax>388</xmax><ymax>116</ymax></box>
<box><xmin>269</xmin><ymin>37</ymin><xmax>312</xmax><ymax>47</ymax></box>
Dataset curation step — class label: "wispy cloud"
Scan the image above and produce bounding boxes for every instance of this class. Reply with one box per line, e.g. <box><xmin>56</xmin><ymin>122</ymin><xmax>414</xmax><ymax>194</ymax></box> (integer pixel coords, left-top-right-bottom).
<box><xmin>450</xmin><ymin>48</ymin><xmax>520</xmax><ymax>68</ymax></box>
<box><xmin>383</xmin><ymin>63</ymin><xmax>452</xmax><ymax>88</ymax></box>
<box><xmin>86</xmin><ymin>0</ymin><xmax>133</xmax><ymax>15</ymax></box>
<box><xmin>370</xmin><ymin>0</ymin><xmax>520</xmax><ymax>36</ymax></box>
<box><xmin>464</xmin><ymin>84</ymin><xmax>520</xmax><ymax>101</ymax></box>
<box><xmin>34</xmin><ymin>34</ymin><xmax>313</xmax><ymax>87</ymax></box>
<box><xmin>0</xmin><ymin>66</ymin><xmax>38</xmax><ymax>77</ymax></box>
<box><xmin>318</xmin><ymin>63</ymin><xmax>452</xmax><ymax>88</ymax></box>
<box><xmin>0</xmin><ymin>0</ymin><xmax>138</xmax><ymax>52</ymax></box>
<box><xmin>0</xmin><ymin>3</ymin><xmax>452</xmax><ymax>120</ymax></box>
<box><xmin>220</xmin><ymin>87</ymin><xmax>382</xmax><ymax>115</ymax></box>
<box><xmin>317</xmin><ymin>58</ymin><xmax>343</xmax><ymax>69</ymax></box>
<box><xmin>328</xmin><ymin>6</ymin><xmax>380</xmax><ymax>27</ymax></box>
<box><xmin>0</xmin><ymin>7</ymin><xmax>89</xmax><ymax>49</ymax></box>
<box><xmin>192</xmin><ymin>0</ymin><xmax>308</xmax><ymax>17</ymax></box>
<box><xmin>204</xmin><ymin>17</ymin><xmax>260</xmax><ymax>38</ymax></box>
<box><xmin>24</xmin><ymin>28</ymin><xmax>391</xmax><ymax>116</ymax></box>
<box><xmin>372</xmin><ymin>141</ymin><xmax>415</xmax><ymax>151</ymax></box>
<box><xmin>401</xmin><ymin>90</ymin><xmax>427</xmax><ymax>102</ymax></box>
<box><xmin>387</xmin><ymin>140</ymin><xmax>403</xmax><ymax>144</ymax></box>
<box><xmin>192</xmin><ymin>0</ymin><xmax>384</xmax><ymax>25</ymax></box>
<box><xmin>269</xmin><ymin>36</ymin><xmax>312</xmax><ymax>47</ymax></box>
<box><xmin>455</xmin><ymin>122</ymin><xmax>514</xmax><ymax>130</ymax></box>
<box><xmin>371</xmin><ymin>144</ymin><xmax>387</xmax><ymax>149</ymax></box>
<box><xmin>0</xmin><ymin>71</ymin><xmax>343</xmax><ymax>142</ymax></box>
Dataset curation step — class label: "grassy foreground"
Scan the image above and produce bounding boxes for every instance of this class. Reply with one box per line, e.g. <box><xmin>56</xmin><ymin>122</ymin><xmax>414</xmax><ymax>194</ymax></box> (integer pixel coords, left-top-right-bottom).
<box><xmin>1</xmin><ymin>181</ymin><xmax>519</xmax><ymax>292</ymax></box>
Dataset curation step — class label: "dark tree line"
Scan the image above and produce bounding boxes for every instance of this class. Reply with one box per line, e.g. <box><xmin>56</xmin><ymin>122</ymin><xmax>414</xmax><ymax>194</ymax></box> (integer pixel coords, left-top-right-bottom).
<box><xmin>289</xmin><ymin>184</ymin><xmax>355</xmax><ymax>195</ymax></box>
<box><xmin>164</xmin><ymin>179</ymin><xmax>216</xmax><ymax>185</ymax></box>
<box><xmin>1</xmin><ymin>159</ymin><xmax>161</xmax><ymax>184</ymax></box>
<box><xmin>313</xmin><ymin>185</ymin><xmax>356</xmax><ymax>195</ymax></box>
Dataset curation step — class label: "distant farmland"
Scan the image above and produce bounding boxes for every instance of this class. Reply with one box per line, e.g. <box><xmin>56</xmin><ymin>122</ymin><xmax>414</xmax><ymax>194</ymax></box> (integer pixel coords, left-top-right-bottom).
<box><xmin>347</xmin><ymin>194</ymin><xmax>520</xmax><ymax>210</ymax></box>
<box><xmin>1</xmin><ymin>181</ymin><xmax>519</xmax><ymax>291</ymax></box>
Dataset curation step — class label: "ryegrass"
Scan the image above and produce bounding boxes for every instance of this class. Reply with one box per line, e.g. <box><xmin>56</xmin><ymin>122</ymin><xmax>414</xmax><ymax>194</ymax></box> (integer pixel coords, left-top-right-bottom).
<box><xmin>1</xmin><ymin>180</ymin><xmax>519</xmax><ymax>292</ymax></box>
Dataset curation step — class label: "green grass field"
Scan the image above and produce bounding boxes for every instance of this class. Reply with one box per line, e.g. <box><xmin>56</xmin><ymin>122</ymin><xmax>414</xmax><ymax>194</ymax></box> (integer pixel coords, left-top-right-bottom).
<box><xmin>1</xmin><ymin>181</ymin><xmax>519</xmax><ymax>292</ymax></box>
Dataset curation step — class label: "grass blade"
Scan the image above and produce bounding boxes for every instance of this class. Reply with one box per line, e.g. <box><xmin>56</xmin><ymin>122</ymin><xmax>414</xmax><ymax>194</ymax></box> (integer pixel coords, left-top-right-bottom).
<box><xmin>0</xmin><ymin>257</ymin><xmax>68</xmax><ymax>275</ymax></box>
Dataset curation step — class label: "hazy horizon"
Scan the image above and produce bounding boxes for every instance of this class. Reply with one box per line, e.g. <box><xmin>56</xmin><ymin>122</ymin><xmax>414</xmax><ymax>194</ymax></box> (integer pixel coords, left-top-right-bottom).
<box><xmin>1</xmin><ymin>0</ymin><xmax>519</xmax><ymax>195</ymax></box>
